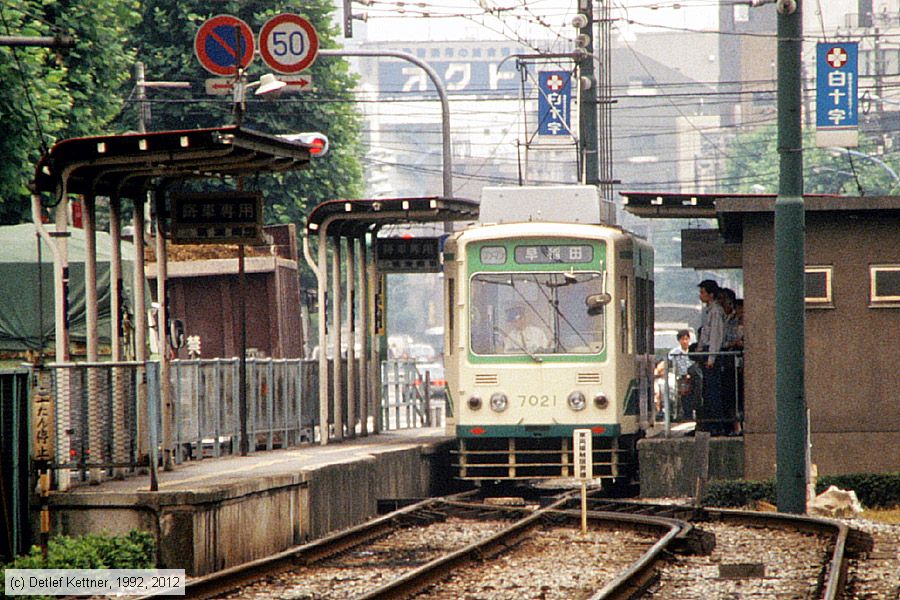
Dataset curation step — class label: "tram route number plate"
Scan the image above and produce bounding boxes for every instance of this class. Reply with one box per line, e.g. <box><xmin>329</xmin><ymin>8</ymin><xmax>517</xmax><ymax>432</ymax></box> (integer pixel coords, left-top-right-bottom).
<box><xmin>573</xmin><ymin>428</ymin><xmax>592</xmax><ymax>480</ymax></box>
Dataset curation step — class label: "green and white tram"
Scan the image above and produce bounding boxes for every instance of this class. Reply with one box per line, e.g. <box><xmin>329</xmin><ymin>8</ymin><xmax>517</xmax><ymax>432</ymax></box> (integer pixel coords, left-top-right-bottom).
<box><xmin>442</xmin><ymin>220</ymin><xmax>655</xmax><ymax>481</ymax></box>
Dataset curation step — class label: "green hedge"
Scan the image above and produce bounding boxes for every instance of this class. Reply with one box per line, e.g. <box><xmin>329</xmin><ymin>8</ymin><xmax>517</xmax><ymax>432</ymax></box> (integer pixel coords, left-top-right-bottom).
<box><xmin>0</xmin><ymin>530</ymin><xmax>155</xmax><ymax>597</ymax></box>
<box><xmin>703</xmin><ymin>473</ymin><xmax>900</xmax><ymax>509</ymax></box>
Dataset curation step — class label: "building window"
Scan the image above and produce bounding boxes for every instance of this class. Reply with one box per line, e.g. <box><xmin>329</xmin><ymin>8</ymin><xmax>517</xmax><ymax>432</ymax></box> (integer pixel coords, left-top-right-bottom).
<box><xmin>870</xmin><ymin>265</ymin><xmax>900</xmax><ymax>307</ymax></box>
<box><xmin>805</xmin><ymin>266</ymin><xmax>833</xmax><ymax>308</ymax></box>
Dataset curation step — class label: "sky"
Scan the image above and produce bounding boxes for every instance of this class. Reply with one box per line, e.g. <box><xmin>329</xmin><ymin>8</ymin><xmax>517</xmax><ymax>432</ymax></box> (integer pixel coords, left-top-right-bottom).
<box><xmin>337</xmin><ymin>0</ymin><xmax>720</xmax><ymax>45</ymax></box>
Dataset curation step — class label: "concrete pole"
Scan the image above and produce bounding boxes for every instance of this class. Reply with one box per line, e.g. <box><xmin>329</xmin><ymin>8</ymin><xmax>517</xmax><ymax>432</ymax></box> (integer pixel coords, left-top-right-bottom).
<box><xmin>775</xmin><ymin>0</ymin><xmax>807</xmax><ymax>514</ymax></box>
<box><xmin>577</xmin><ymin>0</ymin><xmax>598</xmax><ymax>185</ymax></box>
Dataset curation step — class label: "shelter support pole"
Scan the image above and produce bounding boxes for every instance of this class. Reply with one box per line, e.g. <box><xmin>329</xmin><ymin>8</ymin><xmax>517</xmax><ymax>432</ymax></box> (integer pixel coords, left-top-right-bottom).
<box><xmin>314</xmin><ymin>230</ymin><xmax>329</xmax><ymax>445</ymax></box>
<box><xmin>331</xmin><ymin>239</ymin><xmax>344</xmax><ymax>441</ymax></box>
<box><xmin>133</xmin><ymin>196</ymin><xmax>149</xmax><ymax>463</ymax></box>
<box><xmin>54</xmin><ymin>193</ymin><xmax>72</xmax><ymax>490</ymax></box>
<box><xmin>109</xmin><ymin>193</ymin><xmax>127</xmax><ymax>477</ymax></box>
<box><xmin>358</xmin><ymin>238</ymin><xmax>369</xmax><ymax>436</ymax></box>
<box><xmin>154</xmin><ymin>192</ymin><xmax>173</xmax><ymax>470</ymax></box>
<box><xmin>775</xmin><ymin>0</ymin><xmax>807</xmax><ymax>514</ymax></box>
<box><xmin>83</xmin><ymin>193</ymin><xmax>102</xmax><ymax>484</ymax></box>
<box><xmin>31</xmin><ymin>193</ymin><xmax>70</xmax><ymax>490</ymax></box>
<box><xmin>346</xmin><ymin>238</ymin><xmax>357</xmax><ymax>438</ymax></box>
<box><xmin>368</xmin><ymin>252</ymin><xmax>382</xmax><ymax>434</ymax></box>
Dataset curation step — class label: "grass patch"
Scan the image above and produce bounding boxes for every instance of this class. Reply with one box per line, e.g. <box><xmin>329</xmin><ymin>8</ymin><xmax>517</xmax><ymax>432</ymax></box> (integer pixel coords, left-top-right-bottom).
<box><xmin>862</xmin><ymin>506</ymin><xmax>900</xmax><ymax>525</ymax></box>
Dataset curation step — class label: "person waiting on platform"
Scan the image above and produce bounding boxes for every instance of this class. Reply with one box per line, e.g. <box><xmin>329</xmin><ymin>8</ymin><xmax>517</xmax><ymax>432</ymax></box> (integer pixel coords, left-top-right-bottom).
<box><xmin>500</xmin><ymin>305</ymin><xmax>550</xmax><ymax>354</ymax></box>
<box><xmin>668</xmin><ymin>329</ymin><xmax>695</xmax><ymax>421</ymax></box>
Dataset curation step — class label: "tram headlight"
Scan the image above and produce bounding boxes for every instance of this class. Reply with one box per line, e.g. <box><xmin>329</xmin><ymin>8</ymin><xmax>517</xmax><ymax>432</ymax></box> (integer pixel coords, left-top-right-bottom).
<box><xmin>593</xmin><ymin>393</ymin><xmax>609</xmax><ymax>409</ymax></box>
<box><xmin>489</xmin><ymin>392</ymin><xmax>508</xmax><ymax>412</ymax></box>
<box><xmin>567</xmin><ymin>391</ymin><xmax>587</xmax><ymax>411</ymax></box>
<box><xmin>467</xmin><ymin>395</ymin><xmax>483</xmax><ymax>411</ymax></box>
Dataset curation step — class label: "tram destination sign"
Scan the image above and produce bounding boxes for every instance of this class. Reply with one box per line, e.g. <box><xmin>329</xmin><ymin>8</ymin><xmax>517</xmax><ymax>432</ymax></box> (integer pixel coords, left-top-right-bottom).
<box><xmin>171</xmin><ymin>192</ymin><xmax>264</xmax><ymax>245</ymax></box>
<box><xmin>376</xmin><ymin>237</ymin><xmax>441</xmax><ymax>273</ymax></box>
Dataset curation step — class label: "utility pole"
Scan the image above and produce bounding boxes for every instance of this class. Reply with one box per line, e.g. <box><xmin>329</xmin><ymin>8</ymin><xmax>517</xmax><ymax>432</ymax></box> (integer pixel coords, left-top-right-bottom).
<box><xmin>577</xmin><ymin>0</ymin><xmax>598</xmax><ymax>186</ymax></box>
<box><xmin>775</xmin><ymin>0</ymin><xmax>807</xmax><ymax>514</ymax></box>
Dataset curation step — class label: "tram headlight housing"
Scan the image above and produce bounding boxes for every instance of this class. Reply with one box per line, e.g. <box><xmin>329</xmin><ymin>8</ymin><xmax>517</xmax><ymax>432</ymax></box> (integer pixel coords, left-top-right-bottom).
<box><xmin>567</xmin><ymin>391</ymin><xmax>587</xmax><ymax>411</ymax></box>
<box><xmin>594</xmin><ymin>393</ymin><xmax>609</xmax><ymax>409</ymax></box>
<box><xmin>467</xmin><ymin>395</ymin><xmax>483</xmax><ymax>411</ymax></box>
<box><xmin>489</xmin><ymin>392</ymin><xmax>509</xmax><ymax>412</ymax></box>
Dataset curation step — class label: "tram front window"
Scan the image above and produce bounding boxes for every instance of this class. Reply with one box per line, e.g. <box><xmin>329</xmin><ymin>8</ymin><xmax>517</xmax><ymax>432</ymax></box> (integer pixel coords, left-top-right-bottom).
<box><xmin>470</xmin><ymin>272</ymin><xmax>606</xmax><ymax>356</ymax></box>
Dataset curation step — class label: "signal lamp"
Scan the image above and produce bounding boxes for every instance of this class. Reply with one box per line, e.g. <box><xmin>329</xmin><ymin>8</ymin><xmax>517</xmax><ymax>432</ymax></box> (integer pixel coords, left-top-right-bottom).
<box><xmin>282</xmin><ymin>131</ymin><xmax>330</xmax><ymax>157</ymax></box>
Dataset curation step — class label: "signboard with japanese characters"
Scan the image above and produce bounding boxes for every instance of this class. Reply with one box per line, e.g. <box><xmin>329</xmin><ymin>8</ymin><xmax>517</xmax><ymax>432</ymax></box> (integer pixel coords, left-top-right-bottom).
<box><xmin>816</xmin><ymin>42</ymin><xmax>859</xmax><ymax>148</ymax></box>
<box><xmin>171</xmin><ymin>192</ymin><xmax>264</xmax><ymax>245</ymax></box>
<box><xmin>537</xmin><ymin>71</ymin><xmax>573</xmax><ymax>136</ymax></box>
<box><xmin>573</xmin><ymin>429</ymin><xmax>592</xmax><ymax>480</ymax></box>
<box><xmin>375</xmin><ymin>237</ymin><xmax>441</xmax><ymax>273</ymax></box>
<box><xmin>31</xmin><ymin>367</ymin><xmax>54</xmax><ymax>466</ymax></box>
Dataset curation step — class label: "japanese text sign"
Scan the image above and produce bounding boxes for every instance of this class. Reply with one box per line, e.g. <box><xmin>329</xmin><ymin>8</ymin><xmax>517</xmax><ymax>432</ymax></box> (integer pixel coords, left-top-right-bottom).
<box><xmin>816</xmin><ymin>42</ymin><xmax>859</xmax><ymax>148</ymax></box>
<box><xmin>538</xmin><ymin>71</ymin><xmax>572</xmax><ymax>136</ymax></box>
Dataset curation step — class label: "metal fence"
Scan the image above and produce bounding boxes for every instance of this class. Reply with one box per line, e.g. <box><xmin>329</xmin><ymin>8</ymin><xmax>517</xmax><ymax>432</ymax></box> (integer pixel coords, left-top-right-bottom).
<box><xmin>23</xmin><ymin>357</ymin><xmax>432</xmax><ymax>486</ymax></box>
<box><xmin>656</xmin><ymin>349</ymin><xmax>744</xmax><ymax>436</ymax></box>
<box><xmin>169</xmin><ymin>358</ymin><xmax>317</xmax><ymax>462</ymax></box>
<box><xmin>380</xmin><ymin>360</ymin><xmax>443</xmax><ymax>430</ymax></box>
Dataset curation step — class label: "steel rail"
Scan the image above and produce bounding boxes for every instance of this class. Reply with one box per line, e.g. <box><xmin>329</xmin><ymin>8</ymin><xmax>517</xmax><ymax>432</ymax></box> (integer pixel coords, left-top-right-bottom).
<box><xmin>167</xmin><ymin>497</ymin><xmax>535</xmax><ymax>600</ymax></box>
<box><xmin>356</xmin><ymin>499</ymin><xmax>684</xmax><ymax>600</ymax></box>
<box><xmin>569</xmin><ymin>497</ymin><xmax>872</xmax><ymax>600</ymax></box>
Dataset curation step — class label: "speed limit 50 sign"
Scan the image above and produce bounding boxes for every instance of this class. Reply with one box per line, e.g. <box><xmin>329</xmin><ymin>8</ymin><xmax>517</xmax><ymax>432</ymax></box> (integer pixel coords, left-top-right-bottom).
<box><xmin>259</xmin><ymin>13</ymin><xmax>319</xmax><ymax>74</ymax></box>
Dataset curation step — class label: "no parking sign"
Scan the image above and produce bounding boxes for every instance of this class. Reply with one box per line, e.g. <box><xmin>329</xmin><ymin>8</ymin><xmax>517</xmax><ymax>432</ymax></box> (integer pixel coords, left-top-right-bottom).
<box><xmin>259</xmin><ymin>13</ymin><xmax>319</xmax><ymax>74</ymax></box>
<box><xmin>194</xmin><ymin>15</ymin><xmax>255</xmax><ymax>76</ymax></box>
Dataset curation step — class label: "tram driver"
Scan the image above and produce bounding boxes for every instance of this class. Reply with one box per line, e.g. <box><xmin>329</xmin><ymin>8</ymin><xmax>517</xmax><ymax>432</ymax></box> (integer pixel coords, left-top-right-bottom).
<box><xmin>501</xmin><ymin>305</ymin><xmax>550</xmax><ymax>354</ymax></box>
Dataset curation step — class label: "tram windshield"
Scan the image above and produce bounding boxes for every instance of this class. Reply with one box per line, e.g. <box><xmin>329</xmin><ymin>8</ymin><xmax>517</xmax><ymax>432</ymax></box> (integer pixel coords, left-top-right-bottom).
<box><xmin>469</xmin><ymin>271</ymin><xmax>606</xmax><ymax>357</ymax></box>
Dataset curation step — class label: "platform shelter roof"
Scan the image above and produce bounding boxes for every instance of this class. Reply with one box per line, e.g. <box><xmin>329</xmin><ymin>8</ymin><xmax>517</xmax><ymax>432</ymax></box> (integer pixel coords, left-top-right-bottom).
<box><xmin>33</xmin><ymin>126</ymin><xmax>315</xmax><ymax>198</ymax></box>
<box><xmin>305</xmin><ymin>196</ymin><xmax>479</xmax><ymax>238</ymax></box>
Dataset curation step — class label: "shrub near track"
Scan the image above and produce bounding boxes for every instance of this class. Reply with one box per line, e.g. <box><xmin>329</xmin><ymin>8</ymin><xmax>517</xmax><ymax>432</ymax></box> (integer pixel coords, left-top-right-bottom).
<box><xmin>703</xmin><ymin>473</ymin><xmax>900</xmax><ymax>509</ymax></box>
<box><xmin>0</xmin><ymin>530</ymin><xmax>155</xmax><ymax>597</ymax></box>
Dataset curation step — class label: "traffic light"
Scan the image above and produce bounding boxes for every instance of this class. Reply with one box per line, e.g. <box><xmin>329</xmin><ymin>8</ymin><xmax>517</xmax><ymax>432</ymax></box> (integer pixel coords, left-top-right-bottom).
<box><xmin>283</xmin><ymin>131</ymin><xmax>329</xmax><ymax>157</ymax></box>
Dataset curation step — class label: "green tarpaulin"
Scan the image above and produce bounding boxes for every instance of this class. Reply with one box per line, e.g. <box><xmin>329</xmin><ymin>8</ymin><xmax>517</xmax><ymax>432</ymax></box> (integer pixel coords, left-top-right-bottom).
<box><xmin>0</xmin><ymin>224</ymin><xmax>144</xmax><ymax>352</ymax></box>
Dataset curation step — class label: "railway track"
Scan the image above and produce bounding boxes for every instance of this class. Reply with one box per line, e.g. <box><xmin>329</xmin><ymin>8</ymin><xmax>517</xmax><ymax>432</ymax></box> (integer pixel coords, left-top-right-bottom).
<box><xmin>161</xmin><ymin>491</ymin><xmax>878</xmax><ymax>599</ymax></box>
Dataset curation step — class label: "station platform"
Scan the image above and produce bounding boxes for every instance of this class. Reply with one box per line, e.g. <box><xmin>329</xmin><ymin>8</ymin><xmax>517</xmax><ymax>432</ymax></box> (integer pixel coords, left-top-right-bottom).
<box><xmin>44</xmin><ymin>429</ymin><xmax>455</xmax><ymax>576</ymax></box>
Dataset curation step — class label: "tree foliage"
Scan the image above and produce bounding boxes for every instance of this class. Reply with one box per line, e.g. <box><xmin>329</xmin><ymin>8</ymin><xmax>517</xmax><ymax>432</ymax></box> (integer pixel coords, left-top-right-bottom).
<box><xmin>0</xmin><ymin>0</ymin><xmax>363</xmax><ymax>227</ymax></box>
<box><xmin>723</xmin><ymin>123</ymin><xmax>900</xmax><ymax>196</ymax></box>
<box><xmin>119</xmin><ymin>0</ymin><xmax>364</xmax><ymax>224</ymax></box>
<box><xmin>0</xmin><ymin>0</ymin><xmax>140</xmax><ymax>223</ymax></box>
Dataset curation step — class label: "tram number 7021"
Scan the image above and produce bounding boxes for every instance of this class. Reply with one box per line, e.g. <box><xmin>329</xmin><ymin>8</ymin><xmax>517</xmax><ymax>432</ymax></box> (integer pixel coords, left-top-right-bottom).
<box><xmin>519</xmin><ymin>394</ymin><xmax>557</xmax><ymax>407</ymax></box>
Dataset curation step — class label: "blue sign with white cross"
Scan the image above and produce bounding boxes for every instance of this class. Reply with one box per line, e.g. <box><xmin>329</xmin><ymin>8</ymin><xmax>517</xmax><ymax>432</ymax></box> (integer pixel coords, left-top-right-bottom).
<box><xmin>538</xmin><ymin>71</ymin><xmax>573</xmax><ymax>136</ymax></box>
<box><xmin>816</xmin><ymin>42</ymin><xmax>859</xmax><ymax>148</ymax></box>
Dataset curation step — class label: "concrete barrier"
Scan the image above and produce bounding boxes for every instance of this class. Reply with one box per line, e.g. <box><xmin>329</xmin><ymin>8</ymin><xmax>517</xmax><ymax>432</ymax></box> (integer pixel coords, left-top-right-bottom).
<box><xmin>45</xmin><ymin>437</ymin><xmax>454</xmax><ymax>575</ymax></box>
<box><xmin>638</xmin><ymin>436</ymin><xmax>744</xmax><ymax>498</ymax></box>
